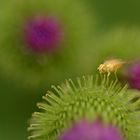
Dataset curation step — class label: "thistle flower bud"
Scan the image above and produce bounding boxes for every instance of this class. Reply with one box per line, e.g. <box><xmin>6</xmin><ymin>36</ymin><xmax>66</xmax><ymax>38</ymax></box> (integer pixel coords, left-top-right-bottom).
<box><xmin>0</xmin><ymin>0</ymin><xmax>93</xmax><ymax>88</ymax></box>
<box><xmin>28</xmin><ymin>76</ymin><xmax>140</xmax><ymax>140</ymax></box>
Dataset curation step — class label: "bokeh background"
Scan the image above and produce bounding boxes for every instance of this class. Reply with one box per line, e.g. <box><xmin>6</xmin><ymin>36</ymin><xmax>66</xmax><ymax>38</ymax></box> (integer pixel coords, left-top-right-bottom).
<box><xmin>1</xmin><ymin>0</ymin><xmax>140</xmax><ymax>140</ymax></box>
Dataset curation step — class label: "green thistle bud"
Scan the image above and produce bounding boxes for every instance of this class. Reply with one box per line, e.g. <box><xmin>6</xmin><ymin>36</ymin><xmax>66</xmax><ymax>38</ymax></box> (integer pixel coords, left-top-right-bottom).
<box><xmin>0</xmin><ymin>0</ymin><xmax>93</xmax><ymax>88</ymax></box>
<box><xmin>28</xmin><ymin>75</ymin><xmax>140</xmax><ymax>140</ymax></box>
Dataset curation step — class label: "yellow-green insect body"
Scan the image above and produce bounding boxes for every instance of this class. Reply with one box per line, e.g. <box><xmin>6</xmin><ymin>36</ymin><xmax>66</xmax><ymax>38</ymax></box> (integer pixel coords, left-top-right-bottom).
<box><xmin>98</xmin><ymin>59</ymin><xmax>126</xmax><ymax>75</ymax></box>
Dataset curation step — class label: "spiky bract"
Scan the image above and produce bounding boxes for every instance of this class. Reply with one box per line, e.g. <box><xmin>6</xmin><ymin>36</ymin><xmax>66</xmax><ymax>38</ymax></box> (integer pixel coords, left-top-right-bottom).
<box><xmin>0</xmin><ymin>0</ymin><xmax>93</xmax><ymax>88</ymax></box>
<box><xmin>28</xmin><ymin>75</ymin><xmax>140</xmax><ymax>140</ymax></box>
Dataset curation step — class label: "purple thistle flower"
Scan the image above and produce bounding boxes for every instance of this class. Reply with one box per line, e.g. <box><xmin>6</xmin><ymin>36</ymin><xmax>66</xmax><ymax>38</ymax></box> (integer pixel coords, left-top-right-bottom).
<box><xmin>59</xmin><ymin>120</ymin><xmax>123</xmax><ymax>140</ymax></box>
<box><xmin>23</xmin><ymin>16</ymin><xmax>64</xmax><ymax>53</ymax></box>
<box><xmin>126</xmin><ymin>61</ymin><xmax>140</xmax><ymax>90</ymax></box>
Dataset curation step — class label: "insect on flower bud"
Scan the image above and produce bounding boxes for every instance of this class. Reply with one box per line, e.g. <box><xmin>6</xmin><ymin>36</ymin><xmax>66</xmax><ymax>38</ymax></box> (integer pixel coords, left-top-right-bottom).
<box><xmin>98</xmin><ymin>59</ymin><xmax>126</xmax><ymax>75</ymax></box>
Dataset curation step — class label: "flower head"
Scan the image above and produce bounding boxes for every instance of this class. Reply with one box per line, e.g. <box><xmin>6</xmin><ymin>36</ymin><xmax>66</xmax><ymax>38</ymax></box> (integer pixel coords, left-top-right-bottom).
<box><xmin>28</xmin><ymin>76</ymin><xmax>140</xmax><ymax>140</ymax></box>
<box><xmin>0</xmin><ymin>0</ymin><xmax>93</xmax><ymax>88</ymax></box>
<box><xmin>23</xmin><ymin>16</ymin><xmax>63</xmax><ymax>53</ymax></box>
<box><xmin>60</xmin><ymin>119</ymin><xmax>123</xmax><ymax>140</ymax></box>
<box><xmin>126</xmin><ymin>61</ymin><xmax>140</xmax><ymax>90</ymax></box>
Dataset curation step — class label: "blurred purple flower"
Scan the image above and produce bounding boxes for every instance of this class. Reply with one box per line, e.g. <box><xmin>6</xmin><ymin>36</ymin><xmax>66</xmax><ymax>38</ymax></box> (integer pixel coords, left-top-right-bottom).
<box><xmin>126</xmin><ymin>62</ymin><xmax>140</xmax><ymax>90</ymax></box>
<box><xmin>59</xmin><ymin>120</ymin><xmax>123</xmax><ymax>140</ymax></box>
<box><xmin>23</xmin><ymin>16</ymin><xmax>64</xmax><ymax>53</ymax></box>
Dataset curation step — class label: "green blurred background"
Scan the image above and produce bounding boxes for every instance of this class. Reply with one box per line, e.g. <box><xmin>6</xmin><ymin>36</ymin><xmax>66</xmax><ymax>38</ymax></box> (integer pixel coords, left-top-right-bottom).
<box><xmin>1</xmin><ymin>0</ymin><xmax>140</xmax><ymax>140</ymax></box>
